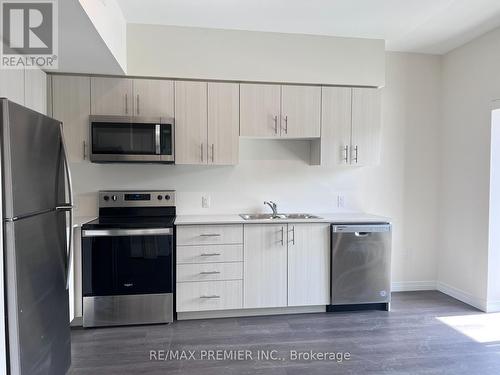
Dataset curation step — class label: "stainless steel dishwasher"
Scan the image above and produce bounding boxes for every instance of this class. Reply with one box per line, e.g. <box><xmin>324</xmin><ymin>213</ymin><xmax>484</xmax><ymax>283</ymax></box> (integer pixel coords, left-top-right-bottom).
<box><xmin>327</xmin><ymin>223</ymin><xmax>392</xmax><ymax>312</ymax></box>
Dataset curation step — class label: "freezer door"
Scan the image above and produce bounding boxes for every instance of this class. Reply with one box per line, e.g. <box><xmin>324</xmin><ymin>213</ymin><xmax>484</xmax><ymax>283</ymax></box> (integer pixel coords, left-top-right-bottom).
<box><xmin>331</xmin><ymin>227</ymin><xmax>392</xmax><ymax>305</ymax></box>
<box><xmin>1</xmin><ymin>99</ymin><xmax>64</xmax><ymax>218</ymax></box>
<box><xmin>4</xmin><ymin>210</ymin><xmax>71</xmax><ymax>375</ymax></box>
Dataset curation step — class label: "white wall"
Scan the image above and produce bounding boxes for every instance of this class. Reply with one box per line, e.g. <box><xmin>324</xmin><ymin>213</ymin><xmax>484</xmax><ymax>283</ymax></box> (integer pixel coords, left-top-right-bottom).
<box><xmin>439</xmin><ymin>26</ymin><xmax>500</xmax><ymax>311</ymax></box>
<box><xmin>489</xmin><ymin>107</ymin><xmax>500</xmax><ymax>311</ymax></box>
<box><xmin>72</xmin><ymin>52</ymin><xmax>441</xmax><ymax>289</ymax></box>
<box><xmin>127</xmin><ymin>24</ymin><xmax>385</xmax><ymax>87</ymax></box>
<box><xmin>78</xmin><ymin>0</ymin><xmax>127</xmax><ymax>72</ymax></box>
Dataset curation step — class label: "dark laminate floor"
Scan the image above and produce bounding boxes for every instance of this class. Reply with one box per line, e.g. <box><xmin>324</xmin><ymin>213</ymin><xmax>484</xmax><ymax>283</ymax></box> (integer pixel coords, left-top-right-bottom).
<box><xmin>69</xmin><ymin>292</ymin><xmax>500</xmax><ymax>375</ymax></box>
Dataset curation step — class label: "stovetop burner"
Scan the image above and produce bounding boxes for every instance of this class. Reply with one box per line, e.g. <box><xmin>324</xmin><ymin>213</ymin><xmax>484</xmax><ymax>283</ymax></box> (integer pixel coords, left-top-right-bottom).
<box><xmin>82</xmin><ymin>190</ymin><xmax>176</xmax><ymax>230</ymax></box>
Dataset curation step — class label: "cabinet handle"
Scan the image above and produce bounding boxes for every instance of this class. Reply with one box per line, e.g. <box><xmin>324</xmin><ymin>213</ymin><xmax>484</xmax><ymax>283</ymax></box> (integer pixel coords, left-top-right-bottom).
<box><xmin>136</xmin><ymin>94</ymin><xmax>140</xmax><ymax>115</ymax></box>
<box><xmin>274</xmin><ymin>115</ymin><xmax>278</xmax><ymax>134</ymax></box>
<box><xmin>200</xmin><ymin>233</ymin><xmax>221</xmax><ymax>237</ymax></box>
<box><xmin>353</xmin><ymin>145</ymin><xmax>359</xmax><ymax>164</ymax></box>
<box><xmin>288</xmin><ymin>225</ymin><xmax>295</xmax><ymax>245</ymax></box>
<box><xmin>211</xmin><ymin>144</ymin><xmax>215</xmax><ymax>163</ymax></box>
<box><xmin>201</xmin><ymin>143</ymin><xmax>204</xmax><ymax>162</ymax></box>
<box><xmin>200</xmin><ymin>271</ymin><xmax>221</xmax><ymax>275</ymax></box>
<box><xmin>200</xmin><ymin>253</ymin><xmax>221</xmax><ymax>257</ymax></box>
<box><xmin>280</xmin><ymin>226</ymin><xmax>284</xmax><ymax>246</ymax></box>
<box><xmin>83</xmin><ymin>140</ymin><xmax>86</xmax><ymax>160</ymax></box>
<box><xmin>343</xmin><ymin>145</ymin><xmax>349</xmax><ymax>164</ymax></box>
<box><xmin>123</xmin><ymin>283</ymin><xmax>133</xmax><ymax>287</ymax></box>
<box><xmin>125</xmin><ymin>94</ymin><xmax>128</xmax><ymax>114</ymax></box>
<box><xmin>284</xmin><ymin>115</ymin><xmax>288</xmax><ymax>134</ymax></box>
<box><xmin>200</xmin><ymin>295</ymin><xmax>220</xmax><ymax>299</ymax></box>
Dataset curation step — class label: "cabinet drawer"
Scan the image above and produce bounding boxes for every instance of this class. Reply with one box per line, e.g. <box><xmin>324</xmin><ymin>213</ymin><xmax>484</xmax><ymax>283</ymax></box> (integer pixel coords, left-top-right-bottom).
<box><xmin>177</xmin><ymin>262</ymin><xmax>242</xmax><ymax>282</ymax></box>
<box><xmin>176</xmin><ymin>225</ymin><xmax>243</xmax><ymax>245</ymax></box>
<box><xmin>176</xmin><ymin>244</ymin><xmax>243</xmax><ymax>264</ymax></box>
<box><xmin>176</xmin><ymin>280</ymin><xmax>242</xmax><ymax>312</ymax></box>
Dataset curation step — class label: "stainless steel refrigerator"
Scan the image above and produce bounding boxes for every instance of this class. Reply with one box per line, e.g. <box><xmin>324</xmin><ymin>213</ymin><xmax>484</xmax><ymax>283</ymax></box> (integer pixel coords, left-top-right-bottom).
<box><xmin>0</xmin><ymin>99</ymin><xmax>73</xmax><ymax>374</ymax></box>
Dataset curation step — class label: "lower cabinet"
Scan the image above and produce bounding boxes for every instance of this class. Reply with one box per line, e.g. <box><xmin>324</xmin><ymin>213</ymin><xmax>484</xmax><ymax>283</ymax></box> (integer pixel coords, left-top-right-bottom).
<box><xmin>244</xmin><ymin>224</ymin><xmax>288</xmax><ymax>308</ymax></box>
<box><xmin>287</xmin><ymin>223</ymin><xmax>330</xmax><ymax>306</ymax></box>
<box><xmin>176</xmin><ymin>222</ymin><xmax>330</xmax><ymax>314</ymax></box>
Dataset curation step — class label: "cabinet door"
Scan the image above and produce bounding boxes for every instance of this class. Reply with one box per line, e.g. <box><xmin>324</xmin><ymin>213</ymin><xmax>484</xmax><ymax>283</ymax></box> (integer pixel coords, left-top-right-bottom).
<box><xmin>208</xmin><ymin>82</ymin><xmax>239</xmax><ymax>165</ymax></box>
<box><xmin>52</xmin><ymin>75</ymin><xmax>91</xmax><ymax>162</ymax></box>
<box><xmin>0</xmin><ymin>68</ymin><xmax>25</xmax><ymax>105</ymax></box>
<box><xmin>90</xmin><ymin>77</ymin><xmax>133</xmax><ymax>115</ymax></box>
<box><xmin>351</xmin><ymin>88</ymin><xmax>382</xmax><ymax>166</ymax></box>
<box><xmin>281</xmin><ymin>85</ymin><xmax>321</xmax><ymax>138</ymax></box>
<box><xmin>175</xmin><ymin>81</ymin><xmax>208</xmax><ymax>164</ymax></box>
<box><xmin>133</xmin><ymin>79</ymin><xmax>174</xmax><ymax>117</ymax></box>
<box><xmin>244</xmin><ymin>224</ymin><xmax>287</xmax><ymax>308</ymax></box>
<box><xmin>24</xmin><ymin>68</ymin><xmax>47</xmax><ymax>114</ymax></box>
<box><xmin>240</xmin><ymin>83</ymin><xmax>280</xmax><ymax>137</ymax></box>
<box><xmin>287</xmin><ymin>224</ymin><xmax>330</xmax><ymax>306</ymax></box>
<box><xmin>320</xmin><ymin>87</ymin><xmax>352</xmax><ymax>166</ymax></box>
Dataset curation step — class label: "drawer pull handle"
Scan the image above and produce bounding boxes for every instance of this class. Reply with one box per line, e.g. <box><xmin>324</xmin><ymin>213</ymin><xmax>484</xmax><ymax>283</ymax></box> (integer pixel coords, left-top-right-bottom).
<box><xmin>200</xmin><ymin>233</ymin><xmax>221</xmax><ymax>237</ymax></box>
<box><xmin>200</xmin><ymin>271</ymin><xmax>221</xmax><ymax>274</ymax></box>
<box><xmin>200</xmin><ymin>253</ymin><xmax>221</xmax><ymax>256</ymax></box>
<box><xmin>200</xmin><ymin>295</ymin><xmax>220</xmax><ymax>299</ymax></box>
<box><xmin>123</xmin><ymin>283</ymin><xmax>133</xmax><ymax>287</ymax></box>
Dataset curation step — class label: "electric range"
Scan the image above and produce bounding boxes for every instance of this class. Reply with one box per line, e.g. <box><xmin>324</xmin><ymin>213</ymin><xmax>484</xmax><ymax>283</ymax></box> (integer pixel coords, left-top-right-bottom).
<box><xmin>81</xmin><ymin>190</ymin><xmax>175</xmax><ymax>327</ymax></box>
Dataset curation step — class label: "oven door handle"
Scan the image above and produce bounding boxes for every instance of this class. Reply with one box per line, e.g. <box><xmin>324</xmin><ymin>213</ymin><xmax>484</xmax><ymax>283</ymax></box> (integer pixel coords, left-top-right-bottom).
<box><xmin>82</xmin><ymin>228</ymin><xmax>173</xmax><ymax>237</ymax></box>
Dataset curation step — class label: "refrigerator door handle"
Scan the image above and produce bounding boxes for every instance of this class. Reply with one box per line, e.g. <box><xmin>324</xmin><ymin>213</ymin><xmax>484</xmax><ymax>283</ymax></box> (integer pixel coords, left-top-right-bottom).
<box><xmin>59</xmin><ymin>123</ymin><xmax>74</xmax><ymax>290</ymax></box>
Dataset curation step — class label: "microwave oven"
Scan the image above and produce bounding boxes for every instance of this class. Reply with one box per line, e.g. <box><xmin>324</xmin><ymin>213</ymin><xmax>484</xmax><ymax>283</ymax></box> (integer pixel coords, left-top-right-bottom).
<box><xmin>89</xmin><ymin>115</ymin><xmax>174</xmax><ymax>163</ymax></box>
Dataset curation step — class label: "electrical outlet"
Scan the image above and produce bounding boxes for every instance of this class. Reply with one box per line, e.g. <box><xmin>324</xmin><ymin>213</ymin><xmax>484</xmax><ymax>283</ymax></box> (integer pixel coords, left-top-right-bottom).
<box><xmin>201</xmin><ymin>194</ymin><xmax>211</xmax><ymax>208</ymax></box>
<box><xmin>337</xmin><ymin>195</ymin><xmax>345</xmax><ymax>208</ymax></box>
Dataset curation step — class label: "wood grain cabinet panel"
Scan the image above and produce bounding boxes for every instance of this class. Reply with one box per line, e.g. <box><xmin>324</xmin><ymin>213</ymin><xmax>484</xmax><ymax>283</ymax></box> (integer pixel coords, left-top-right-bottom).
<box><xmin>281</xmin><ymin>85</ymin><xmax>321</xmax><ymax>138</ymax></box>
<box><xmin>240</xmin><ymin>83</ymin><xmax>281</xmax><ymax>137</ymax></box>
<box><xmin>244</xmin><ymin>224</ymin><xmax>287</xmax><ymax>308</ymax></box>
<box><xmin>208</xmin><ymin>82</ymin><xmax>239</xmax><ymax>165</ymax></box>
<box><xmin>175</xmin><ymin>81</ymin><xmax>208</xmax><ymax>164</ymax></box>
<box><xmin>90</xmin><ymin>77</ymin><xmax>133</xmax><ymax>115</ymax></box>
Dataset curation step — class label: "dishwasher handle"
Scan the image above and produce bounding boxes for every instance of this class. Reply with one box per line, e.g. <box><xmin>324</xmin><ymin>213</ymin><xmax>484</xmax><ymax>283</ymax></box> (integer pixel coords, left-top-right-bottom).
<box><xmin>332</xmin><ymin>224</ymin><xmax>391</xmax><ymax>233</ymax></box>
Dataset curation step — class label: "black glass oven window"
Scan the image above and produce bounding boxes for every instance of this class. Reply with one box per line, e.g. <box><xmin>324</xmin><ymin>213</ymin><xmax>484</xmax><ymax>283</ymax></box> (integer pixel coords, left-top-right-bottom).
<box><xmin>160</xmin><ymin>124</ymin><xmax>173</xmax><ymax>155</ymax></box>
<box><xmin>92</xmin><ymin>122</ymin><xmax>156</xmax><ymax>155</ymax></box>
<box><xmin>82</xmin><ymin>234</ymin><xmax>173</xmax><ymax>296</ymax></box>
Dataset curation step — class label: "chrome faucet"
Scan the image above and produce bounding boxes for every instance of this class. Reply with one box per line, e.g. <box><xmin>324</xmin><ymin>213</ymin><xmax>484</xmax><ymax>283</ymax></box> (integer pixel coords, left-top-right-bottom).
<box><xmin>264</xmin><ymin>201</ymin><xmax>278</xmax><ymax>217</ymax></box>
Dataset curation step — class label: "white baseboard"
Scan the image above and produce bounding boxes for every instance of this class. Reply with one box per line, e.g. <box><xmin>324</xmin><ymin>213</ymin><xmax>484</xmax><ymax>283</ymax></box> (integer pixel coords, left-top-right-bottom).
<box><xmin>436</xmin><ymin>281</ymin><xmax>487</xmax><ymax>312</ymax></box>
<box><xmin>391</xmin><ymin>281</ymin><xmax>436</xmax><ymax>292</ymax></box>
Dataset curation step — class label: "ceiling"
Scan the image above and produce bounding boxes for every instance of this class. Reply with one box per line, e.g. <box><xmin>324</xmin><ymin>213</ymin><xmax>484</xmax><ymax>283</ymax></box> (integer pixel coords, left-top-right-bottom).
<box><xmin>115</xmin><ymin>0</ymin><xmax>500</xmax><ymax>54</ymax></box>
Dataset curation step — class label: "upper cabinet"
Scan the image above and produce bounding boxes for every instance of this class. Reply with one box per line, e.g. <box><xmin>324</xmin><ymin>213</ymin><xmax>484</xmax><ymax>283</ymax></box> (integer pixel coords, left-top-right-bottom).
<box><xmin>351</xmin><ymin>88</ymin><xmax>382</xmax><ymax>166</ymax></box>
<box><xmin>240</xmin><ymin>84</ymin><xmax>281</xmax><ymax>137</ymax></box>
<box><xmin>175</xmin><ymin>81</ymin><xmax>208</xmax><ymax>165</ymax></box>
<box><xmin>0</xmin><ymin>68</ymin><xmax>25</xmax><ymax>105</ymax></box>
<box><xmin>240</xmin><ymin>83</ymin><xmax>321</xmax><ymax>138</ymax></box>
<box><xmin>320</xmin><ymin>87</ymin><xmax>381</xmax><ymax>166</ymax></box>
<box><xmin>90</xmin><ymin>77</ymin><xmax>133</xmax><ymax>116</ymax></box>
<box><xmin>175</xmin><ymin>81</ymin><xmax>240</xmax><ymax>165</ymax></box>
<box><xmin>90</xmin><ymin>77</ymin><xmax>175</xmax><ymax>117</ymax></box>
<box><xmin>52</xmin><ymin>75</ymin><xmax>91</xmax><ymax>162</ymax></box>
<box><xmin>24</xmin><ymin>69</ymin><xmax>47</xmax><ymax>115</ymax></box>
<box><xmin>132</xmin><ymin>79</ymin><xmax>174</xmax><ymax>118</ymax></box>
<box><xmin>281</xmin><ymin>85</ymin><xmax>321</xmax><ymax>138</ymax></box>
<box><xmin>208</xmin><ymin>82</ymin><xmax>240</xmax><ymax>165</ymax></box>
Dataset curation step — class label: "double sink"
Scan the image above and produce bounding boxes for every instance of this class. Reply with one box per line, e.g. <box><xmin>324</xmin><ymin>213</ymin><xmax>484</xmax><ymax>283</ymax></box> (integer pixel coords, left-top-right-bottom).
<box><xmin>239</xmin><ymin>213</ymin><xmax>322</xmax><ymax>220</ymax></box>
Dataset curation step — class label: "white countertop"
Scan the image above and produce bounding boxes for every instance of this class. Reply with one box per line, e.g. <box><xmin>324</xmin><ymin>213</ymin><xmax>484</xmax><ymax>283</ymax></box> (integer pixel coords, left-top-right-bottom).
<box><xmin>174</xmin><ymin>213</ymin><xmax>391</xmax><ymax>225</ymax></box>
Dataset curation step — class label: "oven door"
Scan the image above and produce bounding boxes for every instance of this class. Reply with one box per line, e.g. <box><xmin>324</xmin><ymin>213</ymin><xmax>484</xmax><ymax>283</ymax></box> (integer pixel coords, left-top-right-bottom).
<box><xmin>82</xmin><ymin>228</ymin><xmax>173</xmax><ymax>297</ymax></box>
<box><xmin>89</xmin><ymin>116</ymin><xmax>174</xmax><ymax>163</ymax></box>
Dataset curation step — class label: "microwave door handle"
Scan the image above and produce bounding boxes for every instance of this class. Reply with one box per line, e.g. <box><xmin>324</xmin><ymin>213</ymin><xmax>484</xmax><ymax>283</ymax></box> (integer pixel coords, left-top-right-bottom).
<box><xmin>155</xmin><ymin>124</ymin><xmax>161</xmax><ymax>155</ymax></box>
<box><xmin>57</xmin><ymin>123</ymin><xmax>74</xmax><ymax>290</ymax></box>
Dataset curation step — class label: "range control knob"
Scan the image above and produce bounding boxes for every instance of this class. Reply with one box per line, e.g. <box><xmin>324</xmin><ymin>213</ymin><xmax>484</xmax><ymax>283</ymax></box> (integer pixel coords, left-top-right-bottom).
<box><xmin>111</xmin><ymin>195</ymin><xmax>118</xmax><ymax>201</ymax></box>
<box><xmin>157</xmin><ymin>195</ymin><xmax>163</xmax><ymax>200</ymax></box>
<box><xmin>103</xmin><ymin>195</ymin><xmax>110</xmax><ymax>201</ymax></box>
<box><xmin>165</xmin><ymin>195</ymin><xmax>171</xmax><ymax>200</ymax></box>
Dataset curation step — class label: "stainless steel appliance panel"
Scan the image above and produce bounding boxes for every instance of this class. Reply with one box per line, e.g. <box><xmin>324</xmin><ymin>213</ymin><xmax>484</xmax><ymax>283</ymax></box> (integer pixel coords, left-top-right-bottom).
<box><xmin>83</xmin><ymin>293</ymin><xmax>173</xmax><ymax>327</ymax></box>
<box><xmin>331</xmin><ymin>224</ymin><xmax>392</xmax><ymax>305</ymax></box>
<box><xmin>1</xmin><ymin>100</ymin><xmax>63</xmax><ymax>218</ymax></box>
<box><xmin>4</xmin><ymin>211</ymin><xmax>71</xmax><ymax>375</ymax></box>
